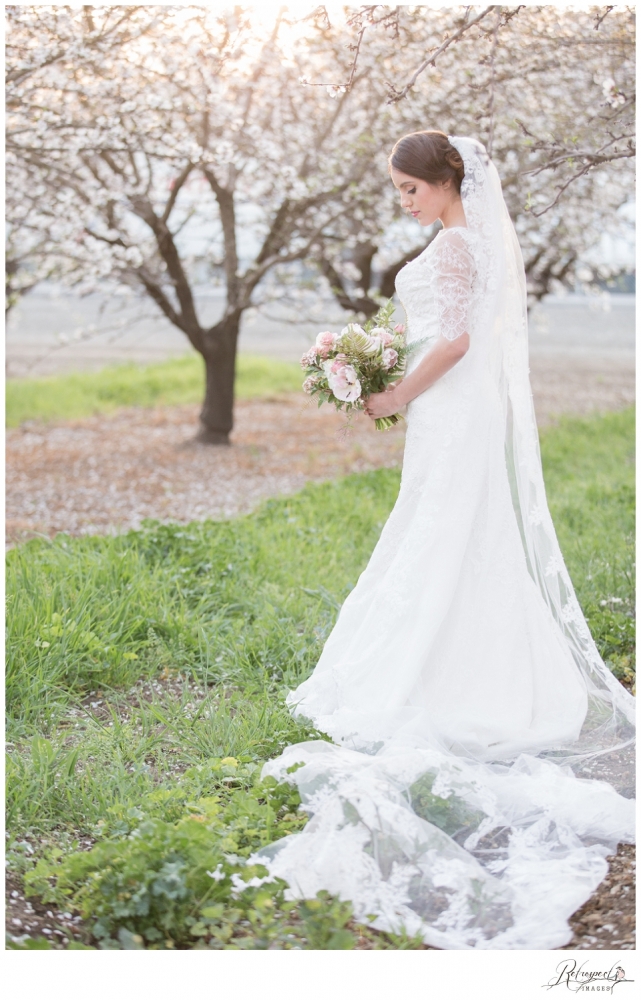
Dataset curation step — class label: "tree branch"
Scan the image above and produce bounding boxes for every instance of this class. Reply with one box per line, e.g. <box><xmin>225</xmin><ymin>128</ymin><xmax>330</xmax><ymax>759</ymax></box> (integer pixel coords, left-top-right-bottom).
<box><xmin>83</xmin><ymin>226</ymin><xmax>127</xmax><ymax>248</ymax></box>
<box><xmin>593</xmin><ymin>6</ymin><xmax>615</xmax><ymax>31</ymax></box>
<box><xmin>316</xmin><ymin>256</ymin><xmax>379</xmax><ymax>317</ymax></box>
<box><xmin>254</xmin><ymin>185</ymin><xmax>351</xmax><ymax>266</ymax></box>
<box><xmin>202</xmin><ymin>166</ymin><xmax>240</xmax><ymax>307</ymax></box>
<box><xmin>387</xmin><ymin>6</ymin><xmax>500</xmax><ymax>103</ymax></box>
<box><xmin>299</xmin><ymin>18</ymin><xmax>368</xmax><ymax>93</ymax></box>
<box><xmin>162</xmin><ymin>162</ymin><xmax>193</xmax><ymax>223</ymax></box>
<box><xmin>241</xmin><ymin>209</ymin><xmax>349</xmax><ymax>300</ymax></box>
<box><xmin>135</xmin><ymin>267</ymin><xmax>188</xmax><ymax>337</ymax></box>
<box><xmin>129</xmin><ymin>195</ymin><xmax>202</xmax><ymax>336</ymax></box>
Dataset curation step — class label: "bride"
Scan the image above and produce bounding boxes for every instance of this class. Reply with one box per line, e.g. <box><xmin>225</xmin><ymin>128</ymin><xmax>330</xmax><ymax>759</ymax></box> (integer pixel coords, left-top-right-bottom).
<box><xmin>256</xmin><ymin>132</ymin><xmax>635</xmax><ymax>949</ymax></box>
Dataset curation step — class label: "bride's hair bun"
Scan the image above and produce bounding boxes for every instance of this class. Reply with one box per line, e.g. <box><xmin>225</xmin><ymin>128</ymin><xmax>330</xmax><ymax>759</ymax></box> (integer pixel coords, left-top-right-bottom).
<box><xmin>444</xmin><ymin>146</ymin><xmax>465</xmax><ymax>183</ymax></box>
<box><xmin>388</xmin><ymin>130</ymin><xmax>465</xmax><ymax>192</ymax></box>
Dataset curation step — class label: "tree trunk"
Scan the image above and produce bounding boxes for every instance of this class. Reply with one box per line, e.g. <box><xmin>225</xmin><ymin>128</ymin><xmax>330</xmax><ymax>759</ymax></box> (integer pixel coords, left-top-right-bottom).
<box><xmin>197</xmin><ymin>311</ymin><xmax>241</xmax><ymax>445</ymax></box>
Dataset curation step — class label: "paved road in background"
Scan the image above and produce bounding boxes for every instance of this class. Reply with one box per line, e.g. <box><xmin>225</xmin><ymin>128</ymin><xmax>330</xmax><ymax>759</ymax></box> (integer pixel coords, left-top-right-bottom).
<box><xmin>6</xmin><ymin>287</ymin><xmax>635</xmax><ymax>378</ymax></box>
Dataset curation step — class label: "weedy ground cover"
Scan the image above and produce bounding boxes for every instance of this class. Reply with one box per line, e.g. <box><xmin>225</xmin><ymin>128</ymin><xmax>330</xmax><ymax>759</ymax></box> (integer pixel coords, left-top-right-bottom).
<box><xmin>6</xmin><ymin>352</ymin><xmax>301</xmax><ymax>427</ymax></box>
<box><xmin>5</xmin><ymin>408</ymin><xmax>634</xmax><ymax>949</ymax></box>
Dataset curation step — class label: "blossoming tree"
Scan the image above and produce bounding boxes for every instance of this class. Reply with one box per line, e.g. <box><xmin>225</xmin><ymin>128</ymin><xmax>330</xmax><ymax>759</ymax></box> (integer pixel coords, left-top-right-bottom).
<box><xmin>6</xmin><ymin>4</ymin><xmax>635</xmax><ymax>442</ymax></box>
<box><xmin>7</xmin><ymin>5</ymin><xmax>395</xmax><ymax>442</ymax></box>
<box><xmin>304</xmin><ymin>4</ymin><xmax>635</xmax><ymax>308</ymax></box>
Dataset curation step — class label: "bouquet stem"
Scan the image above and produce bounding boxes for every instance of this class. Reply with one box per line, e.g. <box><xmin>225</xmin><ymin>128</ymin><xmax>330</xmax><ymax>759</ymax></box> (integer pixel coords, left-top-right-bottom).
<box><xmin>374</xmin><ymin>413</ymin><xmax>404</xmax><ymax>432</ymax></box>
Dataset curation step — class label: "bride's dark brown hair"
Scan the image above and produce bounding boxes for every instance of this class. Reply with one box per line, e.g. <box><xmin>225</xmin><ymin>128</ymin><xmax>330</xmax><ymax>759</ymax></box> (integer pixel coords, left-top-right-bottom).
<box><xmin>388</xmin><ymin>130</ymin><xmax>465</xmax><ymax>193</ymax></box>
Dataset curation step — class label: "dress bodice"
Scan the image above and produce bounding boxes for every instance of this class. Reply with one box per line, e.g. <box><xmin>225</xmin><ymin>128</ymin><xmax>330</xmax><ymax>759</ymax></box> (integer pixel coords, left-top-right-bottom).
<box><xmin>395</xmin><ymin>227</ymin><xmax>485</xmax><ymax>373</ymax></box>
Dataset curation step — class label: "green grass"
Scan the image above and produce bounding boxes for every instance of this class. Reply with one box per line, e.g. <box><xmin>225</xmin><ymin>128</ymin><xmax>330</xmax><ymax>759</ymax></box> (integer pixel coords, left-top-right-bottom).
<box><xmin>6</xmin><ymin>352</ymin><xmax>302</xmax><ymax>427</ymax></box>
<box><xmin>5</xmin><ymin>407</ymin><xmax>635</xmax><ymax>949</ymax></box>
<box><xmin>542</xmin><ymin>408</ymin><xmax>635</xmax><ymax>685</ymax></box>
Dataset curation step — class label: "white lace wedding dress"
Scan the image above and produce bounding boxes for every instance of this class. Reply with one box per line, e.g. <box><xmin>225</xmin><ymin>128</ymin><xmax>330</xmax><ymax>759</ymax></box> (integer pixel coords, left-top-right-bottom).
<box><xmin>255</xmin><ymin>138</ymin><xmax>635</xmax><ymax>950</ymax></box>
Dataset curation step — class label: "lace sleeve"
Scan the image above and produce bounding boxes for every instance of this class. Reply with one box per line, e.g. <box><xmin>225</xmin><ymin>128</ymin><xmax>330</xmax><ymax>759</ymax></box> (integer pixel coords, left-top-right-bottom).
<box><xmin>434</xmin><ymin>232</ymin><xmax>474</xmax><ymax>341</ymax></box>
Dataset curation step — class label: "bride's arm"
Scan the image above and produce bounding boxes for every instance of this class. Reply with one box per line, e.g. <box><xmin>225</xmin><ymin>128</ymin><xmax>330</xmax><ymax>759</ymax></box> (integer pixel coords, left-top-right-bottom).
<box><xmin>365</xmin><ymin>335</ymin><xmax>469</xmax><ymax>417</ymax></box>
<box><xmin>365</xmin><ymin>233</ymin><xmax>473</xmax><ymax>419</ymax></box>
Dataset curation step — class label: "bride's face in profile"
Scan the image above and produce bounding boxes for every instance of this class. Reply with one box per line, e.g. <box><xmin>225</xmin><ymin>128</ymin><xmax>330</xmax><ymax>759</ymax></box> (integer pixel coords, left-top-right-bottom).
<box><xmin>390</xmin><ymin>167</ymin><xmax>454</xmax><ymax>227</ymax></box>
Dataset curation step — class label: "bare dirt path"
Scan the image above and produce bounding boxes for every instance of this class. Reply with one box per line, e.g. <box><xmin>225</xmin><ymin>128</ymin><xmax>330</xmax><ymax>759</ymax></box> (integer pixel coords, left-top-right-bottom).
<box><xmin>6</xmin><ymin>354</ymin><xmax>634</xmax><ymax>545</ymax></box>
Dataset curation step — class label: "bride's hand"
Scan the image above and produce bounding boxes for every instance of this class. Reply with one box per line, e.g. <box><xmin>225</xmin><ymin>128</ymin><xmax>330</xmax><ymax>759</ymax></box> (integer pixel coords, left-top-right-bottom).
<box><xmin>364</xmin><ymin>383</ymin><xmax>402</xmax><ymax>420</ymax></box>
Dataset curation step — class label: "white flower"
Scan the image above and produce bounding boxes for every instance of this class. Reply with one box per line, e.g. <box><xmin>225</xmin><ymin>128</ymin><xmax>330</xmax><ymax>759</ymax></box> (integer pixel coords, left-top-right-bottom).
<box><xmin>340</xmin><ymin>322</ymin><xmax>366</xmax><ymax>339</ymax></box>
<box><xmin>328</xmin><ymin>363</ymin><xmax>362</xmax><ymax>402</ymax></box>
<box><xmin>206</xmin><ymin>864</ymin><xmax>225</xmax><ymax>882</ymax></box>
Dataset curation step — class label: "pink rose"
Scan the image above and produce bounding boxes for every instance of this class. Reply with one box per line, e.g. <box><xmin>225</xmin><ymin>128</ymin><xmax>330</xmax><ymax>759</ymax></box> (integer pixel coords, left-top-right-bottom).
<box><xmin>382</xmin><ymin>348</ymin><xmax>398</xmax><ymax>369</ymax></box>
<box><xmin>315</xmin><ymin>330</ymin><xmax>338</xmax><ymax>358</ymax></box>
<box><xmin>379</xmin><ymin>331</ymin><xmax>394</xmax><ymax>347</ymax></box>
<box><xmin>394</xmin><ymin>323</ymin><xmax>406</xmax><ymax>335</ymax></box>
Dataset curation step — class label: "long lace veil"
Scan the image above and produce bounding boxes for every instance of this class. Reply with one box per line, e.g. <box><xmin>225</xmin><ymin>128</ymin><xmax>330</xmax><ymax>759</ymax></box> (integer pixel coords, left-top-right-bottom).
<box><xmin>448</xmin><ymin>136</ymin><xmax>635</xmax><ymax>767</ymax></box>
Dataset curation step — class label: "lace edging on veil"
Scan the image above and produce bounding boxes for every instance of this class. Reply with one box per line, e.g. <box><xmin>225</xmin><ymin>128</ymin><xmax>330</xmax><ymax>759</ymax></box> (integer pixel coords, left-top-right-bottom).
<box><xmin>448</xmin><ymin>135</ymin><xmax>634</xmax><ymax>765</ymax></box>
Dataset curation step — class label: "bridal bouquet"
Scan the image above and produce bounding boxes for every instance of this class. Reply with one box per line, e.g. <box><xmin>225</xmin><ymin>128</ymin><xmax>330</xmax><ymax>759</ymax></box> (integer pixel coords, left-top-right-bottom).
<box><xmin>300</xmin><ymin>300</ymin><xmax>408</xmax><ymax>431</ymax></box>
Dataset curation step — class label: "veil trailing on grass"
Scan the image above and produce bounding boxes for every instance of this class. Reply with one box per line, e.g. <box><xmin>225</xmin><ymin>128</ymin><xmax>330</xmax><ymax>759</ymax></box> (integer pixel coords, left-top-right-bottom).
<box><xmin>253</xmin><ymin>137</ymin><xmax>635</xmax><ymax>950</ymax></box>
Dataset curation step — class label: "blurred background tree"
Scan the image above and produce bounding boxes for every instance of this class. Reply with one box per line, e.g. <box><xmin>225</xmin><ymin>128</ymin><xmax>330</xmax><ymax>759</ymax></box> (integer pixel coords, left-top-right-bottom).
<box><xmin>6</xmin><ymin>4</ymin><xmax>635</xmax><ymax>443</ymax></box>
<box><xmin>303</xmin><ymin>5</ymin><xmax>635</xmax><ymax>304</ymax></box>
